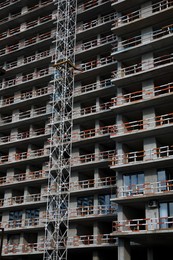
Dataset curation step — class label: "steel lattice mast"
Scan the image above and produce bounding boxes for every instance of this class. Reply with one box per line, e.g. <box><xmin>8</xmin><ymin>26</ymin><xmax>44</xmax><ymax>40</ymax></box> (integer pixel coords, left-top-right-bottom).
<box><xmin>43</xmin><ymin>0</ymin><xmax>77</xmax><ymax>259</ymax></box>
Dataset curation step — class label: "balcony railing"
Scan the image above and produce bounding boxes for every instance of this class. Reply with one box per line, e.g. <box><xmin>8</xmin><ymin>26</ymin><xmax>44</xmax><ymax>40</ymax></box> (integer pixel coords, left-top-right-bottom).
<box><xmin>80</xmin><ymin>55</ymin><xmax>115</xmax><ymax>72</ymax></box>
<box><xmin>73</xmin><ymin>101</ymin><xmax>112</xmax><ymax>119</ymax></box>
<box><xmin>76</xmin><ymin>34</ymin><xmax>116</xmax><ymax>54</ymax></box>
<box><xmin>112</xmin><ymin>53</ymin><xmax>173</xmax><ymax>79</ymax></box>
<box><xmin>113</xmin><ymin>24</ymin><xmax>173</xmax><ymax>53</ymax></box>
<box><xmin>69</xmin><ymin>205</ymin><xmax>117</xmax><ymax>219</ymax></box>
<box><xmin>1</xmin><ymin>85</ymin><xmax>53</xmax><ymax>107</ymax></box>
<box><xmin>78</xmin><ymin>0</ymin><xmax>109</xmax><ymax>13</ymax></box>
<box><xmin>0</xmin><ymin>106</ymin><xmax>49</xmax><ymax>126</ymax></box>
<box><xmin>3</xmin><ymin>242</ymin><xmax>46</xmax><ymax>255</ymax></box>
<box><xmin>74</xmin><ymin>78</ymin><xmax>113</xmax><ymax>96</ymax></box>
<box><xmin>110</xmin><ymin>145</ymin><xmax>173</xmax><ymax>167</ymax></box>
<box><xmin>111</xmin><ymin>82</ymin><xmax>173</xmax><ymax>107</ymax></box>
<box><xmin>0</xmin><ymin>0</ymin><xmax>19</xmax><ymax>9</ymax></box>
<box><xmin>0</xmin><ymin>14</ymin><xmax>53</xmax><ymax>41</ymax></box>
<box><xmin>0</xmin><ymin>170</ymin><xmax>47</xmax><ymax>187</ymax></box>
<box><xmin>67</xmin><ymin>234</ymin><xmax>117</xmax><ymax>247</ymax></box>
<box><xmin>118</xmin><ymin>178</ymin><xmax>173</xmax><ymax>198</ymax></box>
<box><xmin>0</xmin><ymin>148</ymin><xmax>49</xmax><ymax>166</ymax></box>
<box><xmin>0</xmin><ymin>217</ymin><xmax>45</xmax><ymax>230</ymax></box>
<box><xmin>71</xmin><ymin>150</ymin><xmax>115</xmax><ymax>167</ymax></box>
<box><xmin>77</xmin><ymin>12</ymin><xmax>117</xmax><ymax>33</ymax></box>
<box><xmin>0</xmin><ymin>30</ymin><xmax>55</xmax><ymax>57</ymax></box>
<box><xmin>0</xmin><ymin>193</ymin><xmax>46</xmax><ymax>208</ymax></box>
<box><xmin>0</xmin><ymin>67</ymin><xmax>52</xmax><ymax>89</ymax></box>
<box><xmin>113</xmin><ymin>0</ymin><xmax>173</xmax><ymax>28</ymax></box>
<box><xmin>113</xmin><ymin>215</ymin><xmax>173</xmax><ymax>233</ymax></box>
<box><xmin>0</xmin><ymin>127</ymin><xmax>49</xmax><ymax>145</ymax></box>
<box><xmin>5</xmin><ymin>50</ymin><xmax>52</xmax><ymax>70</ymax></box>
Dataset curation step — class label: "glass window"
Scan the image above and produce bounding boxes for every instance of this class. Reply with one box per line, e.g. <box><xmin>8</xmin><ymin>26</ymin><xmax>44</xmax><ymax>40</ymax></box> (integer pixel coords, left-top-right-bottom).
<box><xmin>159</xmin><ymin>202</ymin><xmax>173</xmax><ymax>228</ymax></box>
<box><xmin>25</xmin><ymin>209</ymin><xmax>39</xmax><ymax>219</ymax></box>
<box><xmin>123</xmin><ymin>172</ymin><xmax>144</xmax><ymax>195</ymax></box>
<box><xmin>9</xmin><ymin>211</ymin><xmax>22</xmax><ymax>221</ymax></box>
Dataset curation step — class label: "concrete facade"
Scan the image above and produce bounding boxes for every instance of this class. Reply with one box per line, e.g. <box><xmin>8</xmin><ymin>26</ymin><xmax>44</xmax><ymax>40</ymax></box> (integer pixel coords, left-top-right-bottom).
<box><xmin>0</xmin><ymin>0</ymin><xmax>172</xmax><ymax>259</ymax></box>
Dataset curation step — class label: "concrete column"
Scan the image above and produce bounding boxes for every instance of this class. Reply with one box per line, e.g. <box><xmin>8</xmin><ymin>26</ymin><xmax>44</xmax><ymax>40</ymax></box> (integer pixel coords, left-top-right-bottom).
<box><xmin>93</xmin><ymin>251</ymin><xmax>99</xmax><ymax>260</ymax></box>
<box><xmin>142</xmin><ymin>80</ymin><xmax>154</xmax><ymax>100</ymax></box>
<box><xmin>118</xmin><ymin>238</ymin><xmax>131</xmax><ymax>260</ymax></box>
<box><xmin>143</xmin><ymin>107</ymin><xmax>155</xmax><ymax>130</ymax></box>
<box><xmin>141</xmin><ymin>2</ymin><xmax>152</xmax><ymax>18</ymax></box>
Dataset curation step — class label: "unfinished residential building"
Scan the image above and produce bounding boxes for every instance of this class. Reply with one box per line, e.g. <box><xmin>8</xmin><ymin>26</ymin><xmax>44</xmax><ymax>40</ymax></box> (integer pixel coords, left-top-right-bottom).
<box><xmin>0</xmin><ymin>0</ymin><xmax>172</xmax><ymax>260</ymax></box>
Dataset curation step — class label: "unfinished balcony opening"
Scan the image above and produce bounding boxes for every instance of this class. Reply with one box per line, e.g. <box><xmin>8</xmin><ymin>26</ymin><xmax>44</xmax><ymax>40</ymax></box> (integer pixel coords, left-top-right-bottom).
<box><xmin>154</xmin><ymin>77</ymin><xmax>173</xmax><ymax>97</ymax></box>
<box><xmin>78</xmin><ymin>169</ymin><xmax>95</xmax><ymax>189</ymax></box>
<box><xmin>121</xmin><ymin>140</ymin><xmax>144</xmax><ymax>164</ymax></box>
<box><xmin>117</xmin><ymin>83</ymin><xmax>143</xmax><ymax>105</ymax></box>
<box><xmin>98</xmin><ymin>168</ymin><xmax>116</xmax><ymax>189</ymax></box>
<box><xmin>27</xmin><ymin>186</ymin><xmax>41</xmax><ymax>203</ymax></box>
<box><xmin>155</xmin><ymin>103</ymin><xmax>173</xmax><ymax>128</ymax></box>
<box><xmin>79</xmin><ymin>121</ymin><xmax>95</xmax><ymax>140</ymax></box>
<box><xmin>11</xmin><ymin>188</ymin><xmax>24</xmax><ymax>205</ymax></box>
<box><xmin>120</xmin><ymin>110</ymin><xmax>143</xmax><ymax>134</ymax></box>
<box><xmin>157</xmin><ymin>167</ymin><xmax>173</xmax><ymax>193</ymax></box>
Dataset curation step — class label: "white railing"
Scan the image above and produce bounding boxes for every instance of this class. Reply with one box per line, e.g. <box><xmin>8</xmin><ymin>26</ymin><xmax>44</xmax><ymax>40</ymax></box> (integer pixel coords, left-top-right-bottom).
<box><xmin>113</xmin><ymin>215</ymin><xmax>173</xmax><ymax>233</ymax></box>
<box><xmin>78</xmin><ymin>0</ymin><xmax>109</xmax><ymax>12</ymax></box>
<box><xmin>77</xmin><ymin>12</ymin><xmax>117</xmax><ymax>32</ymax></box>
<box><xmin>69</xmin><ymin>205</ymin><xmax>117</xmax><ymax>218</ymax></box>
<box><xmin>67</xmin><ymin>234</ymin><xmax>117</xmax><ymax>247</ymax></box>
<box><xmin>113</xmin><ymin>0</ymin><xmax>173</xmax><ymax>28</ymax></box>
<box><xmin>112</xmin><ymin>53</ymin><xmax>173</xmax><ymax>79</ymax></box>
<box><xmin>110</xmin><ymin>145</ymin><xmax>173</xmax><ymax>166</ymax></box>
<box><xmin>118</xmin><ymin>178</ymin><xmax>173</xmax><ymax>198</ymax></box>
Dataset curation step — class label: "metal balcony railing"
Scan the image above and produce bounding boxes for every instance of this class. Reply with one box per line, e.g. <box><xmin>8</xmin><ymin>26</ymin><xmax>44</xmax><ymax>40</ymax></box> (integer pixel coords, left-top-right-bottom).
<box><xmin>0</xmin><ymin>67</ymin><xmax>51</xmax><ymax>89</ymax></box>
<box><xmin>0</xmin><ymin>170</ymin><xmax>47</xmax><ymax>187</ymax></box>
<box><xmin>113</xmin><ymin>215</ymin><xmax>173</xmax><ymax>233</ymax></box>
<box><xmin>0</xmin><ymin>193</ymin><xmax>46</xmax><ymax>208</ymax></box>
<box><xmin>71</xmin><ymin>150</ymin><xmax>115</xmax><ymax>166</ymax></box>
<box><xmin>3</xmin><ymin>242</ymin><xmax>46</xmax><ymax>255</ymax></box>
<box><xmin>112</xmin><ymin>53</ymin><xmax>173</xmax><ymax>79</ymax></box>
<box><xmin>110</xmin><ymin>145</ymin><xmax>173</xmax><ymax>167</ymax></box>
<box><xmin>113</xmin><ymin>24</ymin><xmax>173</xmax><ymax>53</ymax></box>
<box><xmin>113</xmin><ymin>0</ymin><xmax>173</xmax><ymax>28</ymax></box>
<box><xmin>0</xmin><ymin>0</ymin><xmax>19</xmax><ymax>9</ymax></box>
<box><xmin>0</xmin><ymin>14</ymin><xmax>53</xmax><ymax>41</ymax></box>
<box><xmin>77</xmin><ymin>12</ymin><xmax>117</xmax><ymax>33</ymax></box>
<box><xmin>0</xmin><ymin>106</ymin><xmax>49</xmax><ymax>126</ymax></box>
<box><xmin>78</xmin><ymin>0</ymin><xmax>109</xmax><ymax>13</ymax></box>
<box><xmin>67</xmin><ymin>234</ymin><xmax>117</xmax><ymax>247</ymax></box>
<box><xmin>69</xmin><ymin>205</ymin><xmax>117</xmax><ymax>218</ymax></box>
<box><xmin>76</xmin><ymin>34</ymin><xmax>116</xmax><ymax>54</ymax></box>
<box><xmin>5</xmin><ymin>50</ymin><xmax>52</xmax><ymax>70</ymax></box>
<box><xmin>1</xmin><ymin>85</ymin><xmax>53</xmax><ymax>107</ymax></box>
<box><xmin>0</xmin><ymin>30</ymin><xmax>55</xmax><ymax>57</ymax></box>
<box><xmin>0</xmin><ymin>127</ymin><xmax>50</xmax><ymax>145</ymax></box>
<box><xmin>74</xmin><ymin>78</ymin><xmax>113</xmax><ymax>96</ymax></box>
<box><xmin>0</xmin><ymin>217</ymin><xmax>45</xmax><ymax>230</ymax></box>
<box><xmin>118</xmin><ymin>178</ymin><xmax>173</xmax><ymax>198</ymax></box>
<box><xmin>0</xmin><ymin>148</ymin><xmax>49</xmax><ymax>166</ymax></box>
<box><xmin>111</xmin><ymin>82</ymin><xmax>173</xmax><ymax>107</ymax></box>
<box><xmin>80</xmin><ymin>55</ymin><xmax>115</xmax><ymax>72</ymax></box>
<box><xmin>73</xmin><ymin>101</ymin><xmax>112</xmax><ymax>119</ymax></box>
<box><xmin>70</xmin><ymin>176</ymin><xmax>116</xmax><ymax>192</ymax></box>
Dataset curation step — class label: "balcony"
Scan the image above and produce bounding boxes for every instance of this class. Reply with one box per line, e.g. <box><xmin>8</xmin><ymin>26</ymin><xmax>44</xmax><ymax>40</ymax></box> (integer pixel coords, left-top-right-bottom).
<box><xmin>111</xmin><ymin>81</ymin><xmax>173</xmax><ymax>111</ymax></box>
<box><xmin>78</xmin><ymin>0</ymin><xmax>109</xmax><ymax>14</ymax></box>
<box><xmin>110</xmin><ymin>145</ymin><xmax>173</xmax><ymax>170</ymax></box>
<box><xmin>0</xmin><ymin>217</ymin><xmax>45</xmax><ymax>230</ymax></box>
<box><xmin>0</xmin><ymin>13</ymin><xmax>54</xmax><ymax>46</ymax></box>
<box><xmin>112</xmin><ymin>0</ymin><xmax>173</xmax><ymax>34</ymax></box>
<box><xmin>70</xmin><ymin>176</ymin><xmax>116</xmax><ymax>193</ymax></box>
<box><xmin>0</xmin><ymin>106</ymin><xmax>50</xmax><ymax>128</ymax></box>
<box><xmin>112</xmin><ymin>216</ymin><xmax>173</xmax><ymax>234</ymax></box>
<box><xmin>0</xmin><ymin>67</ymin><xmax>52</xmax><ymax>92</ymax></box>
<box><xmin>0</xmin><ymin>85</ymin><xmax>53</xmax><ymax>108</ymax></box>
<box><xmin>67</xmin><ymin>234</ymin><xmax>117</xmax><ymax>248</ymax></box>
<box><xmin>117</xmin><ymin>178</ymin><xmax>173</xmax><ymax>199</ymax></box>
<box><xmin>69</xmin><ymin>205</ymin><xmax>117</xmax><ymax>219</ymax></box>
<box><xmin>0</xmin><ymin>127</ymin><xmax>50</xmax><ymax>147</ymax></box>
<box><xmin>3</xmin><ymin>242</ymin><xmax>46</xmax><ymax>256</ymax></box>
<box><xmin>0</xmin><ymin>0</ymin><xmax>19</xmax><ymax>9</ymax></box>
<box><xmin>73</xmin><ymin>101</ymin><xmax>112</xmax><ymax>122</ymax></box>
<box><xmin>5</xmin><ymin>50</ymin><xmax>52</xmax><ymax>73</ymax></box>
<box><xmin>0</xmin><ymin>193</ymin><xmax>46</xmax><ymax>209</ymax></box>
<box><xmin>0</xmin><ymin>170</ymin><xmax>47</xmax><ymax>187</ymax></box>
<box><xmin>112</xmin><ymin>24</ymin><xmax>173</xmax><ymax>59</ymax></box>
<box><xmin>0</xmin><ymin>148</ymin><xmax>49</xmax><ymax>168</ymax></box>
<box><xmin>74</xmin><ymin>78</ymin><xmax>113</xmax><ymax>101</ymax></box>
<box><xmin>71</xmin><ymin>150</ymin><xmax>115</xmax><ymax>169</ymax></box>
<box><xmin>0</xmin><ymin>30</ymin><xmax>55</xmax><ymax>60</ymax></box>
<box><xmin>112</xmin><ymin>53</ymin><xmax>173</xmax><ymax>86</ymax></box>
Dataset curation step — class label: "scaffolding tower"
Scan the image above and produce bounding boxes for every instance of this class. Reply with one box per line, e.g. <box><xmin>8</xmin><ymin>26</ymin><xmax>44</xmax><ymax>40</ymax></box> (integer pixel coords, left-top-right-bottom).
<box><xmin>43</xmin><ymin>0</ymin><xmax>77</xmax><ymax>259</ymax></box>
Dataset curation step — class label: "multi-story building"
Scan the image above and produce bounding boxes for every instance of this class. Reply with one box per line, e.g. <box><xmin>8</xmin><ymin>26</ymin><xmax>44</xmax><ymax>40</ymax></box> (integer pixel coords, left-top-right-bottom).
<box><xmin>0</xmin><ymin>0</ymin><xmax>172</xmax><ymax>260</ymax></box>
